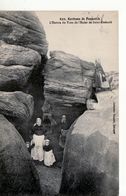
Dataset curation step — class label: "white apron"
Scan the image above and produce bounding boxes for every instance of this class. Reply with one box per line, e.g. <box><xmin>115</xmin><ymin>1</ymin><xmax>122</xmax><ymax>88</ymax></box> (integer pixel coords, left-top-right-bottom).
<box><xmin>44</xmin><ymin>149</ymin><xmax>56</xmax><ymax>166</ymax></box>
<box><xmin>31</xmin><ymin>134</ymin><xmax>45</xmax><ymax>161</ymax></box>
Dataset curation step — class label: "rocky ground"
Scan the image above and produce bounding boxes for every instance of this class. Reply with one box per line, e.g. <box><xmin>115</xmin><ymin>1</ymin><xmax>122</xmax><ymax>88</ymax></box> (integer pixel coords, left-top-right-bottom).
<box><xmin>36</xmin><ymin>164</ymin><xmax>61</xmax><ymax>196</ymax></box>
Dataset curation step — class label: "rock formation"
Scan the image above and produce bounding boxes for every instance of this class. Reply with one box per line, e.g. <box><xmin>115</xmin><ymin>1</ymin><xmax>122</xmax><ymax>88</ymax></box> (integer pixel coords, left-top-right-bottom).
<box><xmin>60</xmin><ymin>89</ymin><xmax>119</xmax><ymax>196</ymax></box>
<box><xmin>0</xmin><ymin>11</ymin><xmax>119</xmax><ymax>195</ymax></box>
<box><xmin>0</xmin><ymin>114</ymin><xmax>41</xmax><ymax>194</ymax></box>
<box><xmin>106</xmin><ymin>71</ymin><xmax>119</xmax><ymax>90</ymax></box>
<box><xmin>0</xmin><ymin>41</ymin><xmax>41</xmax><ymax>66</ymax></box>
<box><xmin>0</xmin><ymin>65</ymin><xmax>33</xmax><ymax>90</ymax></box>
<box><xmin>0</xmin><ymin>11</ymin><xmax>48</xmax><ymax>194</ymax></box>
<box><xmin>43</xmin><ymin>51</ymin><xmax>96</xmax><ymax>127</ymax></box>
<box><xmin>0</xmin><ymin>11</ymin><xmax>48</xmax><ymax>136</ymax></box>
<box><xmin>0</xmin><ymin>11</ymin><xmax>48</xmax><ymax>55</ymax></box>
<box><xmin>0</xmin><ymin>91</ymin><xmax>34</xmax><ymax>122</ymax></box>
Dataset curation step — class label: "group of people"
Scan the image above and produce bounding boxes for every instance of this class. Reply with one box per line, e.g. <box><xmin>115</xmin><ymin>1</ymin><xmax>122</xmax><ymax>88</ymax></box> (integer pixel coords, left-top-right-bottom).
<box><xmin>26</xmin><ymin>114</ymin><xmax>69</xmax><ymax>167</ymax></box>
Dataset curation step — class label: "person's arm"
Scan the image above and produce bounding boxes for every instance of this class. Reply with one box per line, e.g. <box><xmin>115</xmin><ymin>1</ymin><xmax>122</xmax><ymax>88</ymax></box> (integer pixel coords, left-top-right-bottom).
<box><xmin>30</xmin><ymin>139</ymin><xmax>35</xmax><ymax>150</ymax></box>
<box><xmin>30</xmin><ymin>143</ymin><xmax>35</xmax><ymax>150</ymax></box>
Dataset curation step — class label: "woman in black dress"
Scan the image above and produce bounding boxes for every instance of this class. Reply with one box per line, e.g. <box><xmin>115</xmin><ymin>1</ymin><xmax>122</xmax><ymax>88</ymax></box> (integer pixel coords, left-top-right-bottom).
<box><xmin>59</xmin><ymin>115</ymin><xmax>69</xmax><ymax>148</ymax></box>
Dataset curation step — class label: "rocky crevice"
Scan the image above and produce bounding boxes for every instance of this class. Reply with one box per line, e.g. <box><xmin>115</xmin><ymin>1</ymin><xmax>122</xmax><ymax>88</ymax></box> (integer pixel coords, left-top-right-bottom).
<box><xmin>42</xmin><ymin>50</ymin><xmax>96</xmax><ymax>127</ymax></box>
<box><xmin>0</xmin><ymin>11</ymin><xmax>119</xmax><ymax>196</ymax></box>
<box><xmin>0</xmin><ymin>11</ymin><xmax>48</xmax><ymax>194</ymax></box>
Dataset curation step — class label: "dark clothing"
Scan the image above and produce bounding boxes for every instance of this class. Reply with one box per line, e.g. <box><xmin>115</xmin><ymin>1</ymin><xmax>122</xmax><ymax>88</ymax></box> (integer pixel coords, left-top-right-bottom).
<box><xmin>43</xmin><ymin>118</ymin><xmax>51</xmax><ymax>125</ymax></box>
<box><xmin>28</xmin><ymin>143</ymin><xmax>35</xmax><ymax>153</ymax></box>
<box><xmin>59</xmin><ymin>129</ymin><xmax>69</xmax><ymax>148</ymax></box>
<box><xmin>59</xmin><ymin>121</ymin><xmax>69</xmax><ymax>148</ymax></box>
<box><xmin>43</xmin><ymin>118</ymin><xmax>52</xmax><ymax>134</ymax></box>
<box><xmin>102</xmin><ymin>74</ymin><xmax>107</xmax><ymax>82</ymax></box>
<box><xmin>61</xmin><ymin>122</ymin><xmax>69</xmax><ymax>130</ymax></box>
<box><xmin>32</xmin><ymin>125</ymin><xmax>46</xmax><ymax>135</ymax></box>
<box><xmin>43</xmin><ymin>124</ymin><xmax>52</xmax><ymax>134</ymax></box>
<box><xmin>43</xmin><ymin>144</ymin><xmax>52</xmax><ymax>152</ymax></box>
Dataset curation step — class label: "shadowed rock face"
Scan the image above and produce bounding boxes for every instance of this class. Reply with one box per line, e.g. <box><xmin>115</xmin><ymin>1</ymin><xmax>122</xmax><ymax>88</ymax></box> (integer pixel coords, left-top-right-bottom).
<box><xmin>0</xmin><ymin>11</ymin><xmax>48</xmax><ymax>194</ymax></box>
<box><xmin>0</xmin><ymin>11</ymin><xmax>48</xmax><ymax>136</ymax></box>
<box><xmin>0</xmin><ymin>41</ymin><xmax>41</xmax><ymax>66</ymax></box>
<box><xmin>0</xmin><ymin>65</ymin><xmax>33</xmax><ymax>91</ymax></box>
<box><xmin>60</xmin><ymin>90</ymin><xmax>119</xmax><ymax>196</ymax></box>
<box><xmin>0</xmin><ymin>91</ymin><xmax>34</xmax><ymax>122</ymax></box>
<box><xmin>0</xmin><ymin>90</ymin><xmax>34</xmax><ymax>150</ymax></box>
<box><xmin>43</xmin><ymin>51</ymin><xmax>95</xmax><ymax>126</ymax></box>
<box><xmin>0</xmin><ymin>114</ymin><xmax>42</xmax><ymax>194</ymax></box>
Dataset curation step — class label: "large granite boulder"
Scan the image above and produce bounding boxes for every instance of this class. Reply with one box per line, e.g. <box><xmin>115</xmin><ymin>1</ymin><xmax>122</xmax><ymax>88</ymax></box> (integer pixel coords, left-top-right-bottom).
<box><xmin>0</xmin><ymin>11</ymin><xmax>48</xmax><ymax>55</ymax></box>
<box><xmin>0</xmin><ymin>114</ymin><xmax>41</xmax><ymax>194</ymax></box>
<box><xmin>0</xmin><ymin>11</ymin><xmax>48</xmax><ymax>193</ymax></box>
<box><xmin>0</xmin><ymin>65</ymin><xmax>33</xmax><ymax>90</ymax></box>
<box><xmin>0</xmin><ymin>11</ymin><xmax>48</xmax><ymax>100</ymax></box>
<box><xmin>44</xmin><ymin>51</ymin><xmax>95</xmax><ymax>105</ymax></box>
<box><xmin>60</xmin><ymin>90</ymin><xmax>119</xmax><ymax>196</ymax></box>
<box><xmin>0</xmin><ymin>41</ymin><xmax>41</xmax><ymax>66</ymax></box>
<box><xmin>43</xmin><ymin>51</ymin><xmax>95</xmax><ymax>126</ymax></box>
<box><xmin>0</xmin><ymin>91</ymin><xmax>34</xmax><ymax>122</ymax></box>
<box><xmin>0</xmin><ymin>11</ymin><xmax>48</xmax><ymax>139</ymax></box>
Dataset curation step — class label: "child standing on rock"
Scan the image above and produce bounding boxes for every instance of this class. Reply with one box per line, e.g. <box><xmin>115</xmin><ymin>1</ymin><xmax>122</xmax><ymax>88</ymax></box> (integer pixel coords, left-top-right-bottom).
<box><xmin>43</xmin><ymin>139</ymin><xmax>56</xmax><ymax>167</ymax></box>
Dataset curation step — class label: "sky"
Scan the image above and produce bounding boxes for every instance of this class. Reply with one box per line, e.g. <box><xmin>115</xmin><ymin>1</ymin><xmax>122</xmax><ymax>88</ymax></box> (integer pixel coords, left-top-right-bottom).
<box><xmin>36</xmin><ymin>11</ymin><xmax>118</xmax><ymax>72</ymax></box>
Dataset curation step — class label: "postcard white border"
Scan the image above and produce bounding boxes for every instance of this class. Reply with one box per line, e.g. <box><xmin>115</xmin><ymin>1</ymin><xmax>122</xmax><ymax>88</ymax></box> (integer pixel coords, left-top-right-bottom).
<box><xmin>0</xmin><ymin>0</ymin><xmax>125</xmax><ymax>195</ymax></box>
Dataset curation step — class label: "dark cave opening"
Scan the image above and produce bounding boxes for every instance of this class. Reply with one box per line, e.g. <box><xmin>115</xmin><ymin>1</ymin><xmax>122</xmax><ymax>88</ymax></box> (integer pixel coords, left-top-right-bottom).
<box><xmin>27</xmin><ymin>55</ymin><xmax>47</xmax><ymax>119</ymax></box>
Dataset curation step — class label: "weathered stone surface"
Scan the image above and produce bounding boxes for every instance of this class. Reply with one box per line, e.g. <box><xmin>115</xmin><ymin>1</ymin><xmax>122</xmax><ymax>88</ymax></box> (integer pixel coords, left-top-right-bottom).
<box><xmin>0</xmin><ymin>12</ymin><xmax>48</xmax><ymax>193</ymax></box>
<box><xmin>0</xmin><ymin>114</ymin><xmax>41</xmax><ymax>194</ymax></box>
<box><xmin>0</xmin><ymin>65</ymin><xmax>33</xmax><ymax>90</ymax></box>
<box><xmin>0</xmin><ymin>11</ymin><xmax>48</xmax><ymax>141</ymax></box>
<box><xmin>0</xmin><ymin>11</ymin><xmax>48</xmax><ymax>125</ymax></box>
<box><xmin>60</xmin><ymin>90</ymin><xmax>119</xmax><ymax>196</ymax></box>
<box><xmin>0</xmin><ymin>91</ymin><xmax>34</xmax><ymax>122</ymax></box>
<box><xmin>0</xmin><ymin>41</ymin><xmax>41</xmax><ymax>66</ymax></box>
<box><xmin>44</xmin><ymin>51</ymin><xmax>95</xmax><ymax>105</ymax></box>
<box><xmin>42</xmin><ymin>51</ymin><xmax>95</xmax><ymax>126</ymax></box>
<box><xmin>0</xmin><ymin>11</ymin><xmax>48</xmax><ymax>55</ymax></box>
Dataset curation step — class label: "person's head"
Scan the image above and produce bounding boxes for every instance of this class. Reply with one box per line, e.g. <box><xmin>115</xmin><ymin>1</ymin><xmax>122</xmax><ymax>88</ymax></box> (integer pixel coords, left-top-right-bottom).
<box><xmin>61</xmin><ymin>115</ymin><xmax>66</xmax><ymax>123</ymax></box>
<box><xmin>45</xmin><ymin>139</ymin><xmax>50</xmax><ymax>146</ymax></box>
<box><xmin>36</xmin><ymin>118</ymin><xmax>42</xmax><ymax>126</ymax></box>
